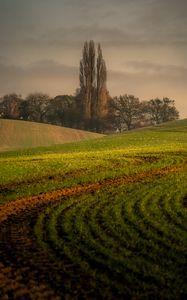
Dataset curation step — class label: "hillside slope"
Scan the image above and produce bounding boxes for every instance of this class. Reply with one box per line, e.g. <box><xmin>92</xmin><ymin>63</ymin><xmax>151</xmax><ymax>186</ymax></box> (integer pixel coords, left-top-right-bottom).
<box><xmin>0</xmin><ymin>119</ymin><xmax>187</xmax><ymax>299</ymax></box>
<box><xmin>0</xmin><ymin>119</ymin><xmax>104</xmax><ymax>151</ymax></box>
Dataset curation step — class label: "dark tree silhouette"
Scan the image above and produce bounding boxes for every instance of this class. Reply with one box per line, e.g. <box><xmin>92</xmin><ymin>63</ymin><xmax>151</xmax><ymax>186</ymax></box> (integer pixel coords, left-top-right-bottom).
<box><xmin>79</xmin><ymin>40</ymin><xmax>110</xmax><ymax>130</ymax></box>
<box><xmin>0</xmin><ymin>94</ymin><xmax>23</xmax><ymax>119</ymax></box>
<box><xmin>110</xmin><ymin>94</ymin><xmax>143</xmax><ymax>130</ymax></box>
<box><xmin>96</xmin><ymin>44</ymin><xmax>108</xmax><ymax>118</ymax></box>
<box><xmin>147</xmin><ymin>97</ymin><xmax>179</xmax><ymax>124</ymax></box>
<box><xmin>79</xmin><ymin>41</ymin><xmax>96</xmax><ymax>122</ymax></box>
<box><xmin>25</xmin><ymin>93</ymin><xmax>51</xmax><ymax>122</ymax></box>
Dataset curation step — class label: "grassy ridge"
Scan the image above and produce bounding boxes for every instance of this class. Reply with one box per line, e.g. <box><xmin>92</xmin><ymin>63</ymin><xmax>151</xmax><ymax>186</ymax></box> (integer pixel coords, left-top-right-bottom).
<box><xmin>0</xmin><ymin>119</ymin><xmax>104</xmax><ymax>151</ymax></box>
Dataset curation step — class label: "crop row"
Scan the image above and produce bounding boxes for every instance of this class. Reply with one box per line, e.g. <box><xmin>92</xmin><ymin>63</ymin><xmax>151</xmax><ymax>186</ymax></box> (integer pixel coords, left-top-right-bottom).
<box><xmin>1</xmin><ymin>151</ymin><xmax>185</xmax><ymax>204</ymax></box>
<box><xmin>33</xmin><ymin>170</ymin><xmax>187</xmax><ymax>299</ymax></box>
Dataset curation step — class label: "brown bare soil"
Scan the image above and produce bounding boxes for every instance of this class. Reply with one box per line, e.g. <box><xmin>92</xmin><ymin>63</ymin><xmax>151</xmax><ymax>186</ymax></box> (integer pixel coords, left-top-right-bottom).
<box><xmin>183</xmin><ymin>196</ymin><xmax>187</xmax><ymax>208</ymax></box>
<box><xmin>0</xmin><ymin>164</ymin><xmax>185</xmax><ymax>223</ymax></box>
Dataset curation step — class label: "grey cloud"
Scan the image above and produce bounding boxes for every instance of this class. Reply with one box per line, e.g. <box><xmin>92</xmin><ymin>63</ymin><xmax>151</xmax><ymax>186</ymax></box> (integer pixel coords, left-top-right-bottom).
<box><xmin>1</xmin><ymin>0</ymin><xmax>187</xmax><ymax>50</ymax></box>
<box><xmin>28</xmin><ymin>60</ymin><xmax>77</xmax><ymax>77</ymax></box>
<box><xmin>0</xmin><ymin>0</ymin><xmax>40</xmax><ymax>34</ymax></box>
<box><xmin>134</xmin><ymin>0</ymin><xmax>187</xmax><ymax>43</ymax></box>
<box><xmin>43</xmin><ymin>26</ymin><xmax>136</xmax><ymax>46</ymax></box>
<box><xmin>0</xmin><ymin>0</ymin><xmax>186</xmax><ymax>117</ymax></box>
<box><xmin>0</xmin><ymin>60</ymin><xmax>78</xmax><ymax>80</ymax></box>
<box><xmin>123</xmin><ymin>61</ymin><xmax>187</xmax><ymax>78</ymax></box>
<box><xmin>0</xmin><ymin>56</ymin><xmax>10</xmax><ymax>63</ymax></box>
<box><xmin>107</xmin><ymin>60</ymin><xmax>187</xmax><ymax>99</ymax></box>
<box><xmin>0</xmin><ymin>60</ymin><xmax>78</xmax><ymax>96</ymax></box>
<box><xmin>107</xmin><ymin>67</ymin><xmax>187</xmax><ymax>118</ymax></box>
<box><xmin>22</xmin><ymin>24</ymin><xmax>187</xmax><ymax>50</ymax></box>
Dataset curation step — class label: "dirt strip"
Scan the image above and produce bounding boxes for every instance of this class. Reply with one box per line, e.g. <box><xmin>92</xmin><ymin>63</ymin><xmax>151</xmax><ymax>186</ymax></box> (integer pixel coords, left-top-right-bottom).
<box><xmin>1</xmin><ymin>163</ymin><xmax>186</xmax><ymax>223</ymax></box>
<box><xmin>0</xmin><ymin>156</ymin><xmax>159</xmax><ymax>195</ymax></box>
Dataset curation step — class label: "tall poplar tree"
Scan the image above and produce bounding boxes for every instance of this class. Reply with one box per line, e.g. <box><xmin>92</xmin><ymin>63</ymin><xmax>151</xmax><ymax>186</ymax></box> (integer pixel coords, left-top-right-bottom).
<box><xmin>79</xmin><ymin>40</ymin><xmax>109</xmax><ymax>129</ymax></box>
<box><xmin>96</xmin><ymin>43</ymin><xmax>107</xmax><ymax>118</ymax></box>
<box><xmin>79</xmin><ymin>40</ymin><xmax>95</xmax><ymax>121</ymax></box>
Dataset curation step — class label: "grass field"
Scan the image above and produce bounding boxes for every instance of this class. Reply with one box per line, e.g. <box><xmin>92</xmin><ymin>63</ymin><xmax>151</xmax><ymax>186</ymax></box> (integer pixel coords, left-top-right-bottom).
<box><xmin>0</xmin><ymin>119</ymin><xmax>187</xmax><ymax>299</ymax></box>
<box><xmin>0</xmin><ymin>119</ymin><xmax>104</xmax><ymax>151</ymax></box>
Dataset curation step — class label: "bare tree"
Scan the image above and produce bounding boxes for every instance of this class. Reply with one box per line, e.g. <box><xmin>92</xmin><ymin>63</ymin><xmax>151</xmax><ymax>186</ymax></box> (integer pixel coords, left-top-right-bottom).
<box><xmin>25</xmin><ymin>92</ymin><xmax>51</xmax><ymax>123</ymax></box>
<box><xmin>79</xmin><ymin>41</ymin><xmax>110</xmax><ymax>130</ymax></box>
<box><xmin>45</xmin><ymin>95</ymin><xmax>78</xmax><ymax>127</ymax></box>
<box><xmin>0</xmin><ymin>93</ymin><xmax>23</xmax><ymax>119</ymax></box>
<box><xmin>96</xmin><ymin>44</ymin><xmax>108</xmax><ymax>118</ymax></box>
<box><xmin>161</xmin><ymin>97</ymin><xmax>179</xmax><ymax>122</ymax></box>
<box><xmin>79</xmin><ymin>41</ymin><xmax>96</xmax><ymax>121</ymax></box>
<box><xmin>110</xmin><ymin>94</ymin><xmax>142</xmax><ymax>130</ymax></box>
<box><xmin>147</xmin><ymin>97</ymin><xmax>179</xmax><ymax>124</ymax></box>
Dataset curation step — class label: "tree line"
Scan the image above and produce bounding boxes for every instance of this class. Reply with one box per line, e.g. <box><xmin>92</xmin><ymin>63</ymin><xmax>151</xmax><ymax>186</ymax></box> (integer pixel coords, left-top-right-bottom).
<box><xmin>108</xmin><ymin>95</ymin><xmax>179</xmax><ymax>131</ymax></box>
<box><xmin>0</xmin><ymin>40</ymin><xmax>179</xmax><ymax>132</ymax></box>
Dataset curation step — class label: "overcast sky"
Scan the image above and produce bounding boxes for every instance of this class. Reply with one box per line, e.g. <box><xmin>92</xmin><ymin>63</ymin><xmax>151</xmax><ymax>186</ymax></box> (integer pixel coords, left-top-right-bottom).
<box><xmin>0</xmin><ymin>0</ymin><xmax>187</xmax><ymax>117</ymax></box>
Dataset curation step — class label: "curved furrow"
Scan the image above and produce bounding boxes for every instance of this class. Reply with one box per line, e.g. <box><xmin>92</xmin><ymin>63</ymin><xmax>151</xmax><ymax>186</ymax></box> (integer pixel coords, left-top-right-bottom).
<box><xmin>35</xmin><ymin>195</ymin><xmax>161</xmax><ymax>296</ymax></box>
<box><xmin>34</xmin><ymin>181</ymin><xmax>186</xmax><ymax>297</ymax></box>
<box><xmin>1</xmin><ymin>163</ymin><xmax>187</xmax><ymax>299</ymax></box>
<box><xmin>45</xmin><ymin>199</ymin><xmax>135</xmax><ymax>298</ymax></box>
<box><xmin>137</xmin><ymin>189</ymin><xmax>187</xmax><ymax>249</ymax></box>
<box><xmin>98</xmin><ymin>187</ymin><xmax>186</xmax><ymax>276</ymax></box>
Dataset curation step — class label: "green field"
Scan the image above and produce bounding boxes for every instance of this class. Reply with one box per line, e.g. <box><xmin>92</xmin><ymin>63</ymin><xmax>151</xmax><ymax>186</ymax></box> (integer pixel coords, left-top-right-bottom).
<box><xmin>0</xmin><ymin>119</ymin><xmax>187</xmax><ymax>299</ymax></box>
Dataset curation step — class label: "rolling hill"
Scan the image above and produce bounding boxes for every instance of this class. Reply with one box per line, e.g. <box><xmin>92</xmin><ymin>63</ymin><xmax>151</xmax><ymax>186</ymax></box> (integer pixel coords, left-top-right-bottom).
<box><xmin>0</xmin><ymin>118</ymin><xmax>187</xmax><ymax>299</ymax></box>
<box><xmin>0</xmin><ymin>119</ymin><xmax>104</xmax><ymax>151</ymax></box>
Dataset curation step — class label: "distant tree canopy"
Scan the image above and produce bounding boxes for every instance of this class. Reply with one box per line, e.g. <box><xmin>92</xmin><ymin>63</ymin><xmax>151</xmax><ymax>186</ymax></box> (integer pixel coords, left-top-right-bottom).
<box><xmin>0</xmin><ymin>94</ymin><xmax>24</xmax><ymax>119</ymax></box>
<box><xmin>108</xmin><ymin>96</ymin><xmax>179</xmax><ymax>131</ymax></box>
<box><xmin>0</xmin><ymin>93</ymin><xmax>180</xmax><ymax>132</ymax></box>
<box><xmin>24</xmin><ymin>93</ymin><xmax>51</xmax><ymax>122</ymax></box>
<box><xmin>109</xmin><ymin>95</ymin><xmax>143</xmax><ymax>131</ymax></box>
<box><xmin>45</xmin><ymin>95</ymin><xmax>80</xmax><ymax>128</ymax></box>
<box><xmin>146</xmin><ymin>97</ymin><xmax>179</xmax><ymax>124</ymax></box>
<box><xmin>0</xmin><ymin>93</ymin><xmax>81</xmax><ymax>128</ymax></box>
<box><xmin>0</xmin><ymin>41</ymin><xmax>180</xmax><ymax>132</ymax></box>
